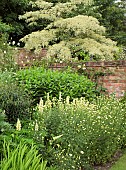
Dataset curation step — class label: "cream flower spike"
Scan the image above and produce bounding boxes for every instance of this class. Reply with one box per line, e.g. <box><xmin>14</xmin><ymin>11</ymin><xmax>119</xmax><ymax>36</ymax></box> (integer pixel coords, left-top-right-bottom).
<box><xmin>16</xmin><ymin>118</ymin><xmax>21</xmax><ymax>131</ymax></box>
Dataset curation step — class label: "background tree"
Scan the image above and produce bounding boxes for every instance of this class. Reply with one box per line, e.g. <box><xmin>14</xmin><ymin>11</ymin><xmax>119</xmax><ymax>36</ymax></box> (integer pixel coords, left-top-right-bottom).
<box><xmin>19</xmin><ymin>0</ymin><xmax>122</xmax><ymax>61</ymax></box>
<box><xmin>0</xmin><ymin>21</ymin><xmax>13</xmax><ymax>36</ymax></box>
<box><xmin>0</xmin><ymin>0</ymin><xmax>31</xmax><ymax>45</ymax></box>
<box><xmin>93</xmin><ymin>0</ymin><xmax>126</xmax><ymax>46</ymax></box>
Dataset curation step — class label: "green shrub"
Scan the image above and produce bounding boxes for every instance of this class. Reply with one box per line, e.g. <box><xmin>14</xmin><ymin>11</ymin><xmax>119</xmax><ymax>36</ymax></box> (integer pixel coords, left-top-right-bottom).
<box><xmin>0</xmin><ymin>109</ymin><xmax>11</xmax><ymax>155</ymax></box>
<box><xmin>0</xmin><ymin>118</ymin><xmax>57</xmax><ymax>170</ymax></box>
<box><xmin>0</xmin><ymin>82</ymin><xmax>31</xmax><ymax>124</ymax></box>
<box><xmin>0</xmin><ymin>109</ymin><xmax>11</xmax><ymax>133</ymax></box>
<box><xmin>0</xmin><ymin>71</ymin><xmax>16</xmax><ymax>86</ymax></box>
<box><xmin>120</xmin><ymin>93</ymin><xmax>126</xmax><ymax>104</ymax></box>
<box><xmin>0</xmin><ymin>141</ymin><xmax>48</xmax><ymax>170</ymax></box>
<box><xmin>29</xmin><ymin>95</ymin><xmax>126</xmax><ymax>169</ymax></box>
<box><xmin>13</xmin><ymin>67</ymin><xmax>100</xmax><ymax>105</ymax></box>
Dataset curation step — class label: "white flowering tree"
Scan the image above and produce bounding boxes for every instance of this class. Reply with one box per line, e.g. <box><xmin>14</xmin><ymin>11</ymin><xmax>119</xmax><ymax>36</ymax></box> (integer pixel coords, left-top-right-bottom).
<box><xmin>19</xmin><ymin>0</ymin><xmax>121</xmax><ymax>61</ymax></box>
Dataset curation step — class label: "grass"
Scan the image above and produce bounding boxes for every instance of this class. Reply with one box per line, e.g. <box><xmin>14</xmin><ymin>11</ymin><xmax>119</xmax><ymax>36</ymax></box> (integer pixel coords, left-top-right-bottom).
<box><xmin>110</xmin><ymin>149</ymin><xmax>126</xmax><ymax>170</ymax></box>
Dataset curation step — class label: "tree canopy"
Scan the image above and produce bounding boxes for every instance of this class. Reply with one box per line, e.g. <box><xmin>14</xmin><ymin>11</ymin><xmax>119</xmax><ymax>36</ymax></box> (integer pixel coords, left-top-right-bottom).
<box><xmin>19</xmin><ymin>0</ymin><xmax>123</xmax><ymax>61</ymax></box>
<box><xmin>0</xmin><ymin>0</ymin><xmax>31</xmax><ymax>43</ymax></box>
<box><xmin>93</xmin><ymin>0</ymin><xmax>126</xmax><ymax>46</ymax></box>
<box><xmin>0</xmin><ymin>0</ymin><xmax>125</xmax><ymax>51</ymax></box>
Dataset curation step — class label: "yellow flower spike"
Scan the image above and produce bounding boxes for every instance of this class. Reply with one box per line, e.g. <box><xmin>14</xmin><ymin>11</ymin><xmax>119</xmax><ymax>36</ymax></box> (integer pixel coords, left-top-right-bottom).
<box><xmin>53</xmin><ymin>134</ymin><xmax>63</xmax><ymax>141</ymax></box>
<box><xmin>72</xmin><ymin>99</ymin><xmax>76</xmax><ymax>105</ymax></box>
<box><xmin>38</xmin><ymin>97</ymin><xmax>44</xmax><ymax>113</ymax></box>
<box><xmin>59</xmin><ymin>91</ymin><xmax>62</xmax><ymax>101</ymax></box>
<box><xmin>16</xmin><ymin>118</ymin><xmax>21</xmax><ymax>131</ymax></box>
<box><xmin>66</xmin><ymin>96</ymin><xmax>70</xmax><ymax>105</ymax></box>
<box><xmin>52</xmin><ymin>97</ymin><xmax>56</xmax><ymax>107</ymax></box>
<box><xmin>44</xmin><ymin>96</ymin><xmax>52</xmax><ymax>110</ymax></box>
<box><xmin>47</xmin><ymin>93</ymin><xmax>50</xmax><ymax>101</ymax></box>
<box><xmin>35</xmin><ymin>121</ymin><xmax>39</xmax><ymax>131</ymax></box>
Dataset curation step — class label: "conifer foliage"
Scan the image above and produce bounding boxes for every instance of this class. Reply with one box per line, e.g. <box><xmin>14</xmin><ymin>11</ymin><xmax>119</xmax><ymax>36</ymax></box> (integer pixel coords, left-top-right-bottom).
<box><xmin>19</xmin><ymin>0</ymin><xmax>121</xmax><ymax>61</ymax></box>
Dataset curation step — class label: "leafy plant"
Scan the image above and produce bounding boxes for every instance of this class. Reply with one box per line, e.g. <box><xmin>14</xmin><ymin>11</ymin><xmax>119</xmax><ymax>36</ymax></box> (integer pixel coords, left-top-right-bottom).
<box><xmin>0</xmin><ymin>21</ymin><xmax>13</xmax><ymax>34</ymax></box>
<box><xmin>0</xmin><ymin>109</ymin><xmax>11</xmax><ymax>155</ymax></box>
<box><xmin>93</xmin><ymin>0</ymin><xmax>126</xmax><ymax>46</ymax></box>
<box><xmin>0</xmin><ymin>109</ymin><xmax>11</xmax><ymax>133</ymax></box>
<box><xmin>0</xmin><ymin>82</ymin><xmax>31</xmax><ymax>124</ymax></box>
<box><xmin>0</xmin><ymin>141</ymin><xmax>48</xmax><ymax>170</ymax></box>
<box><xmin>29</xmin><ymin>95</ymin><xmax>126</xmax><ymax>169</ymax></box>
<box><xmin>0</xmin><ymin>0</ymin><xmax>31</xmax><ymax>44</ymax></box>
<box><xmin>13</xmin><ymin>67</ymin><xmax>100</xmax><ymax>105</ymax></box>
<box><xmin>120</xmin><ymin>92</ymin><xmax>126</xmax><ymax>104</ymax></box>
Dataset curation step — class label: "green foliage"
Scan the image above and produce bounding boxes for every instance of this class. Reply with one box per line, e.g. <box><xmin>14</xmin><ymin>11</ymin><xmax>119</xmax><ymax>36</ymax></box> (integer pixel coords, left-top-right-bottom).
<box><xmin>0</xmin><ymin>82</ymin><xmax>31</xmax><ymax>124</ymax></box>
<box><xmin>120</xmin><ymin>93</ymin><xmax>126</xmax><ymax>104</ymax></box>
<box><xmin>30</xmin><ymin>95</ymin><xmax>126</xmax><ymax>169</ymax></box>
<box><xmin>93</xmin><ymin>0</ymin><xmax>126</xmax><ymax>46</ymax></box>
<box><xmin>0</xmin><ymin>109</ymin><xmax>11</xmax><ymax>134</ymax></box>
<box><xmin>0</xmin><ymin>0</ymin><xmax>31</xmax><ymax>43</ymax></box>
<box><xmin>0</xmin><ymin>70</ymin><xmax>16</xmax><ymax>86</ymax></box>
<box><xmin>0</xmin><ymin>35</ymin><xmax>18</xmax><ymax>72</ymax></box>
<box><xmin>13</xmin><ymin>67</ymin><xmax>100</xmax><ymax>105</ymax></box>
<box><xmin>0</xmin><ymin>141</ymin><xmax>48</xmax><ymax>170</ymax></box>
<box><xmin>0</xmin><ymin>109</ymin><xmax>11</xmax><ymax>160</ymax></box>
<box><xmin>0</xmin><ymin>119</ymin><xmax>56</xmax><ymax>170</ymax></box>
<box><xmin>19</xmin><ymin>0</ymin><xmax>122</xmax><ymax>61</ymax></box>
<box><xmin>0</xmin><ymin>21</ymin><xmax>13</xmax><ymax>34</ymax></box>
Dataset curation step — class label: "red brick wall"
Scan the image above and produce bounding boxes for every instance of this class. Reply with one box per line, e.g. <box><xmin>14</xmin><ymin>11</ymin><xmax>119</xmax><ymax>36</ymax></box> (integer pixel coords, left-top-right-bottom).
<box><xmin>85</xmin><ymin>60</ymin><xmax>126</xmax><ymax>98</ymax></box>
<box><xmin>16</xmin><ymin>48</ymin><xmax>47</xmax><ymax>67</ymax></box>
<box><xmin>49</xmin><ymin>60</ymin><xmax>126</xmax><ymax>98</ymax></box>
<box><xmin>16</xmin><ymin>49</ymin><xmax>126</xmax><ymax>97</ymax></box>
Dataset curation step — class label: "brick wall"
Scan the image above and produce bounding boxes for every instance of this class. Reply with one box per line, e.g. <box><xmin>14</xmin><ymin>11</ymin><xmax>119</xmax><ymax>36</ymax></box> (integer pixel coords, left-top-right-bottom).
<box><xmin>85</xmin><ymin>60</ymin><xmax>126</xmax><ymax>98</ymax></box>
<box><xmin>16</xmin><ymin>49</ymin><xmax>126</xmax><ymax>97</ymax></box>
<box><xmin>16</xmin><ymin>48</ymin><xmax>47</xmax><ymax>67</ymax></box>
<box><xmin>49</xmin><ymin>60</ymin><xmax>126</xmax><ymax>98</ymax></box>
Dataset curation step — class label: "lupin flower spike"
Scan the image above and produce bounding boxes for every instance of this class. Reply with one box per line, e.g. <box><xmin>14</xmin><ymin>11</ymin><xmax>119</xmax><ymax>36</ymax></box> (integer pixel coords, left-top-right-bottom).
<box><xmin>16</xmin><ymin>118</ymin><xmax>21</xmax><ymax>131</ymax></box>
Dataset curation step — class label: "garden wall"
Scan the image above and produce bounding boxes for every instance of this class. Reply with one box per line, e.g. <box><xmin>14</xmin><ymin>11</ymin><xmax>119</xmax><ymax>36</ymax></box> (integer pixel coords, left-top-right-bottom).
<box><xmin>86</xmin><ymin>60</ymin><xmax>126</xmax><ymax>98</ymax></box>
<box><xmin>17</xmin><ymin>49</ymin><xmax>126</xmax><ymax>98</ymax></box>
<box><xmin>49</xmin><ymin>60</ymin><xmax>126</xmax><ymax>98</ymax></box>
<box><xmin>16</xmin><ymin>48</ymin><xmax>47</xmax><ymax>67</ymax></box>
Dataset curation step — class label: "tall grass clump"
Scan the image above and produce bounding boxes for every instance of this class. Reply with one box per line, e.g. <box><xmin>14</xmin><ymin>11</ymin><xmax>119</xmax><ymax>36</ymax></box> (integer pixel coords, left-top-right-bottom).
<box><xmin>28</xmin><ymin>94</ymin><xmax>126</xmax><ymax>170</ymax></box>
<box><xmin>0</xmin><ymin>141</ymin><xmax>48</xmax><ymax>170</ymax></box>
